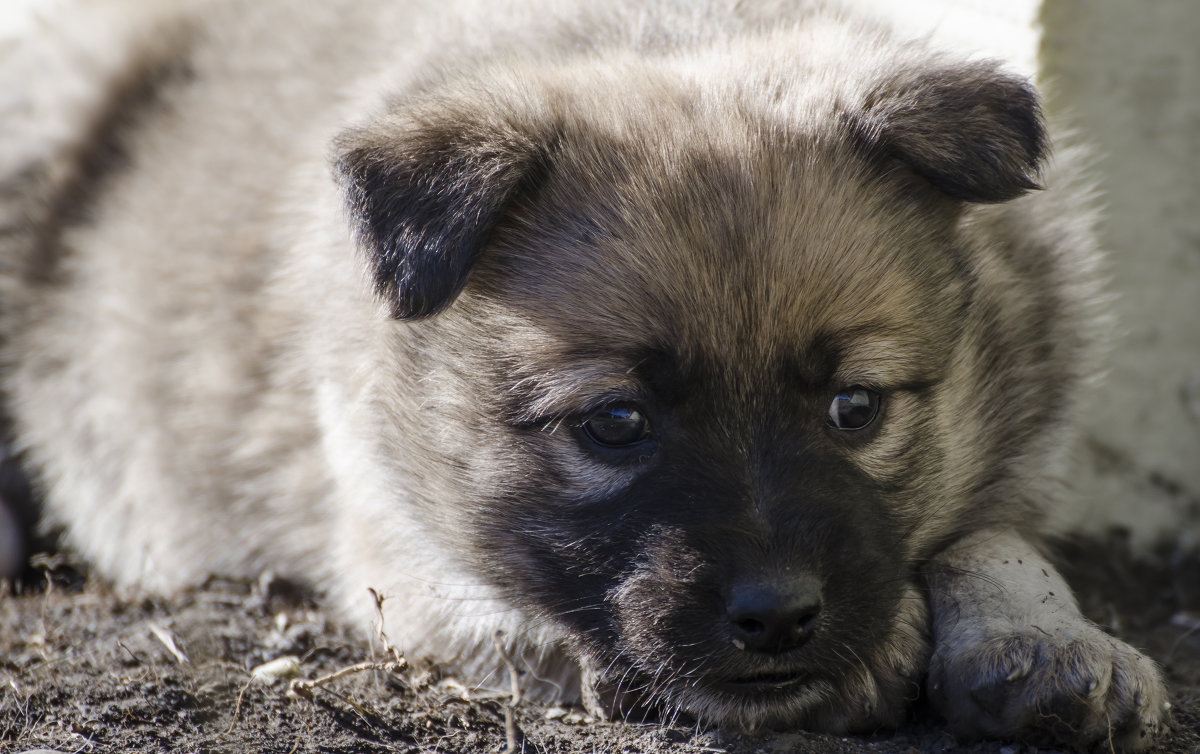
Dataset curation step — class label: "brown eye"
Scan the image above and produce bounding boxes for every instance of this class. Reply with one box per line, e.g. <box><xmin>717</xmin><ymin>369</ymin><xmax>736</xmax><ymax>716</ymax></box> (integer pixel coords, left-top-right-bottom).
<box><xmin>827</xmin><ymin>387</ymin><xmax>881</xmax><ymax>431</ymax></box>
<box><xmin>582</xmin><ymin>404</ymin><xmax>651</xmax><ymax>448</ymax></box>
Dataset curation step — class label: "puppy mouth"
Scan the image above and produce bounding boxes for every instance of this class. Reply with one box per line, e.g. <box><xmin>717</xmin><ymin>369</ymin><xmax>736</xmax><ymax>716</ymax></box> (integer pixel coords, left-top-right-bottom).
<box><xmin>719</xmin><ymin>669</ymin><xmax>811</xmax><ymax>694</ymax></box>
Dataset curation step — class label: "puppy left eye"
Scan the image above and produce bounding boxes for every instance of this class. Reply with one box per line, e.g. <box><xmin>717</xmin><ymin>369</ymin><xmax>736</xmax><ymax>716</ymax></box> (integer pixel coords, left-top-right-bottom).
<box><xmin>827</xmin><ymin>387</ymin><xmax>881</xmax><ymax>431</ymax></box>
<box><xmin>581</xmin><ymin>404</ymin><xmax>652</xmax><ymax>448</ymax></box>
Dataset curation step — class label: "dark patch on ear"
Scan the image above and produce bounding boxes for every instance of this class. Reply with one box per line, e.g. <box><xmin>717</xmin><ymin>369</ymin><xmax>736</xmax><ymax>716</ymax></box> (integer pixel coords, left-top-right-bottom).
<box><xmin>848</xmin><ymin>61</ymin><xmax>1047</xmax><ymax>203</ymax></box>
<box><xmin>334</xmin><ymin>116</ymin><xmax>553</xmax><ymax>319</ymax></box>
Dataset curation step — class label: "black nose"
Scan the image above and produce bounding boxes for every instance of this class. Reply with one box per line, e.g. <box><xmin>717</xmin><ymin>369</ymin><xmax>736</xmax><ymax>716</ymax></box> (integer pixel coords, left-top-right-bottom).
<box><xmin>726</xmin><ymin>577</ymin><xmax>822</xmax><ymax>654</ymax></box>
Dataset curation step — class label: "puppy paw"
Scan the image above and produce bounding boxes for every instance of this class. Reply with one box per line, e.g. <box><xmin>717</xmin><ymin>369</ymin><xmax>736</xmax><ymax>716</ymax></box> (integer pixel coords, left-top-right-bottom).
<box><xmin>928</xmin><ymin>620</ymin><xmax>1169</xmax><ymax>752</ymax></box>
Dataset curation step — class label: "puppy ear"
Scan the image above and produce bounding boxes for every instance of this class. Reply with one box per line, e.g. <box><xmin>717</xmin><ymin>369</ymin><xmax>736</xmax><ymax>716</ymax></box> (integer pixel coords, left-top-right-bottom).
<box><xmin>850</xmin><ymin>61</ymin><xmax>1047</xmax><ymax>202</ymax></box>
<box><xmin>333</xmin><ymin>112</ymin><xmax>551</xmax><ymax>319</ymax></box>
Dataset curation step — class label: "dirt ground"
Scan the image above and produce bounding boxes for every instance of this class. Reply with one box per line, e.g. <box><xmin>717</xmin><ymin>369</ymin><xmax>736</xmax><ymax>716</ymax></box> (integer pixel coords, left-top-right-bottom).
<box><xmin>2</xmin><ymin>531</ymin><xmax>1198</xmax><ymax>754</ymax></box>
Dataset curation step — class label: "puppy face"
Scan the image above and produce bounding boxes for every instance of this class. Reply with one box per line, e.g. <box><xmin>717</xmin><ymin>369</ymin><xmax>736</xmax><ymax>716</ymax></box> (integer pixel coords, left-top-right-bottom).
<box><xmin>334</xmin><ymin>54</ymin><xmax>1043</xmax><ymax>728</ymax></box>
<box><xmin>441</xmin><ymin>145</ymin><xmax>955</xmax><ymax>726</ymax></box>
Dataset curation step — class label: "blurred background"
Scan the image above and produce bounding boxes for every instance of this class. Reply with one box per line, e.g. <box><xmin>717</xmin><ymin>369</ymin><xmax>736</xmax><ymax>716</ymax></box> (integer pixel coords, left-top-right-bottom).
<box><xmin>862</xmin><ymin>0</ymin><xmax>1200</xmax><ymax>547</ymax></box>
<box><xmin>2</xmin><ymin>0</ymin><xmax>1197</xmax><ymax>547</ymax></box>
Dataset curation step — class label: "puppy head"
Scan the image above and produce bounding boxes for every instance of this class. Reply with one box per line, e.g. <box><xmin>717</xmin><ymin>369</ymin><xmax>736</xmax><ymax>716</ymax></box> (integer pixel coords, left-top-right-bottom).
<box><xmin>333</xmin><ymin>47</ymin><xmax>1044</xmax><ymax>729</ymax></box>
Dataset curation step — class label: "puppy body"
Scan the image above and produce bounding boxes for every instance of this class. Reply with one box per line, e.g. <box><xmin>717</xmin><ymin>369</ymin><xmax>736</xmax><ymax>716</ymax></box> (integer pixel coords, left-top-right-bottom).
<box><xmin>0</xmin><ymin>0</ymin><xmax>1168</xmax><ymax>748</ymax></box>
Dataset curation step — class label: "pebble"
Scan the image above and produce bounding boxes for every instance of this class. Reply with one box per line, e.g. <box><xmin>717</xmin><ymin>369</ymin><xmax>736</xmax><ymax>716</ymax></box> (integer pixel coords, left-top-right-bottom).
<box><xmin>561</xmin><ymin>711</ymin><xmax>591</xmax><ymax>724</ymax></box>
<box><xmin>251</xmin><ymin>654</ymin><xmax>303</xmax><ymax>682</ymax></box>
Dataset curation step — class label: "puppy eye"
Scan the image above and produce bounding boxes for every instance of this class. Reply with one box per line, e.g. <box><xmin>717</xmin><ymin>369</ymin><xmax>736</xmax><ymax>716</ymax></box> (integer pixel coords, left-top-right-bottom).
<box><xmin>581</xmin><ymin>404</ymin><xmax>652</xmax><ymax>448</ymax></box>
<box><xmin>827</xmin><ymin>387</ymin><xmax>881</xmax><ymax>431</ymax></box>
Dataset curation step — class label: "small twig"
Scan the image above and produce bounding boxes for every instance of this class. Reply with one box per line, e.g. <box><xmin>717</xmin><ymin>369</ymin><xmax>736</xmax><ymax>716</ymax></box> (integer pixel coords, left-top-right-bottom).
<box><xmin>224</xmin><ymin>587</ymin><xmax>410</xmax><ymax>743</ymax></box>
<box><xmin>285</xmin><ymin>589</ymin><xmax>406</xmax><ymax>705</ymax></box>
<box><xmin>493</xmin><ymin>630</ymin><xmax>525</xmax><ymax>754</ymax></box>
<box><xmin>230</xmin><ymin>589</ymin><xmax>408</xmax><ymax>737</ymax></box>
<box><xmin>367</xmin><ymin>587</ymin><xmax>405</xmax><ymax>665</ymax></box>
<box><xmin>116</xmin><ymin>641</ymin><xmax>143</xmax><ymax>665</ymax></box>
<box><xmin>298</xmin><ymin>679</ymin><xmax>381</xmax><ymax>729</ymax></box>
<box><xmin>225</xmin><ymin>677</ymin><xmax>254</xmax><ymax>735</ymax></box>
<box><xmin>67</xmin><ymin>730</ymin><xmax>96</xmax><ymax>753</ymax></box>
<box><xmin>148</xmin><ymin>622</ymin><xmax>190</xmax><ymax>665</ymax></box>
<box><xmin>288</xmin><ymin>659</ymin><xmax>399</xmax><ymax>700</ymax></box>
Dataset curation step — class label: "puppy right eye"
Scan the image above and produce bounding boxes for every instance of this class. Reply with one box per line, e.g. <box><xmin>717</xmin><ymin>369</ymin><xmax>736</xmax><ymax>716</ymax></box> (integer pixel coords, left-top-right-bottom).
<box><xmin>827</xmin><ymin>387</ymin><xmax>881</xmax><ymax>431</ymax></box>
<box><xmin>580</xmin><ymin>404</ymin><xmax>652</xmax><ymax>448</ymax></box>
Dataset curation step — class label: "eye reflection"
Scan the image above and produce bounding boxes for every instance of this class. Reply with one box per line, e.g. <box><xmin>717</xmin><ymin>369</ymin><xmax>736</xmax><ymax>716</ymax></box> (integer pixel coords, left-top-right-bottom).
<box><xmin>581</xmin><ymin>404</ymin><xmax>651</xmax><ymax>448</ymax></box>
<box><xmin>827</xmin><ymin>387</ymin><xmax>881</xmax><ymax>431</ymax></box>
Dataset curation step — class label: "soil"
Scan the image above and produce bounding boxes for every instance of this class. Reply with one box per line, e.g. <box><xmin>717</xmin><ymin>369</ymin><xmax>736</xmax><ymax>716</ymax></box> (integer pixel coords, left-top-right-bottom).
<box><xmin>2</xmin><ymin>531</ymin><xmax>1198</xmax><ymax>754</ymax></box>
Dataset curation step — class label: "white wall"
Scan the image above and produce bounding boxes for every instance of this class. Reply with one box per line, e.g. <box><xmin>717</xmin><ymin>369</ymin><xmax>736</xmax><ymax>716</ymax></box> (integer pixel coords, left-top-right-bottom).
<box><xmin>847</xmin><ymin>0</ymin><xmax>1041</xmax><ymax>76</ymax></box>
<box><xmin>1040</xmin><ymin>0</ymin><xmax>1200</xmax><ymax>546</ymax></box>
<box><xmin>838</xmin><ymin>2</ymin><xmax>1200</xmax><ymax>547</ymax></box>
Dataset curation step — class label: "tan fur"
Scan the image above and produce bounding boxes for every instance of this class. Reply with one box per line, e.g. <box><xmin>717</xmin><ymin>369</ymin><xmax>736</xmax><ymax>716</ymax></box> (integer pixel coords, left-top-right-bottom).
<box><xmin>0</xmin><ymin>0</ymin><xmax>1167</xmax><ymax>749</ymax></box>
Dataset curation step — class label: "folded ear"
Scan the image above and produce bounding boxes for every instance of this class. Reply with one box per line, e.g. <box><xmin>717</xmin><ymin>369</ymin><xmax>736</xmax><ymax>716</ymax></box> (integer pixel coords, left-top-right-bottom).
<box><xmin>333</xmin><ymin>109</ymin><xmax>552</xmax><ymax>319</ymax></box>
<box><xmin>849</xmin><ymin>60</ymin><xmax>1047</xmax><ymax>203</ymax></box>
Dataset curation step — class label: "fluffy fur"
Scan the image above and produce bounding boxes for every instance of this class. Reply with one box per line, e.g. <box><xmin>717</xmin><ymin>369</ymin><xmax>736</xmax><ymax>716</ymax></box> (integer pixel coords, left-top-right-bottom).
<box><xmin>0</xmin><ymin>0</ymin><xmax>1168</xmax><ymax>749</ymax></box>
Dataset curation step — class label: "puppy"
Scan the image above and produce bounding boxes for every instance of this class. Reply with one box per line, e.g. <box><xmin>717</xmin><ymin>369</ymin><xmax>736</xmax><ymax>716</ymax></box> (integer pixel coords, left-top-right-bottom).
<box><xmin>0</xmin><ymin>0</ymin><xmax>1168</xmax><ymax>749</ymax></box>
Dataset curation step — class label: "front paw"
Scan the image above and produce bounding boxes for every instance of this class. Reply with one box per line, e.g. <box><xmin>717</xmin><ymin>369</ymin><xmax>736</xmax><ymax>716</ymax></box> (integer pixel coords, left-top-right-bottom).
<box><xmin>928</xmin><ymin>621</ymin><xmax>1169</xmax><ymax>752</ymax></box>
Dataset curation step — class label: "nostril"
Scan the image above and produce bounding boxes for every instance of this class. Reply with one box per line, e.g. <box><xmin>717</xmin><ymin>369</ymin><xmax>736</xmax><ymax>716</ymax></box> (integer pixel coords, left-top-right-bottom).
<box><xmin>792</xmin><ymin>605</ymin><xmax>820</xmax><ymax>636</ymax></box>
<box><xmin>735</xmin><ymin>617</ymin><xmax>766</xmax><ymax>637</ymax></box>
